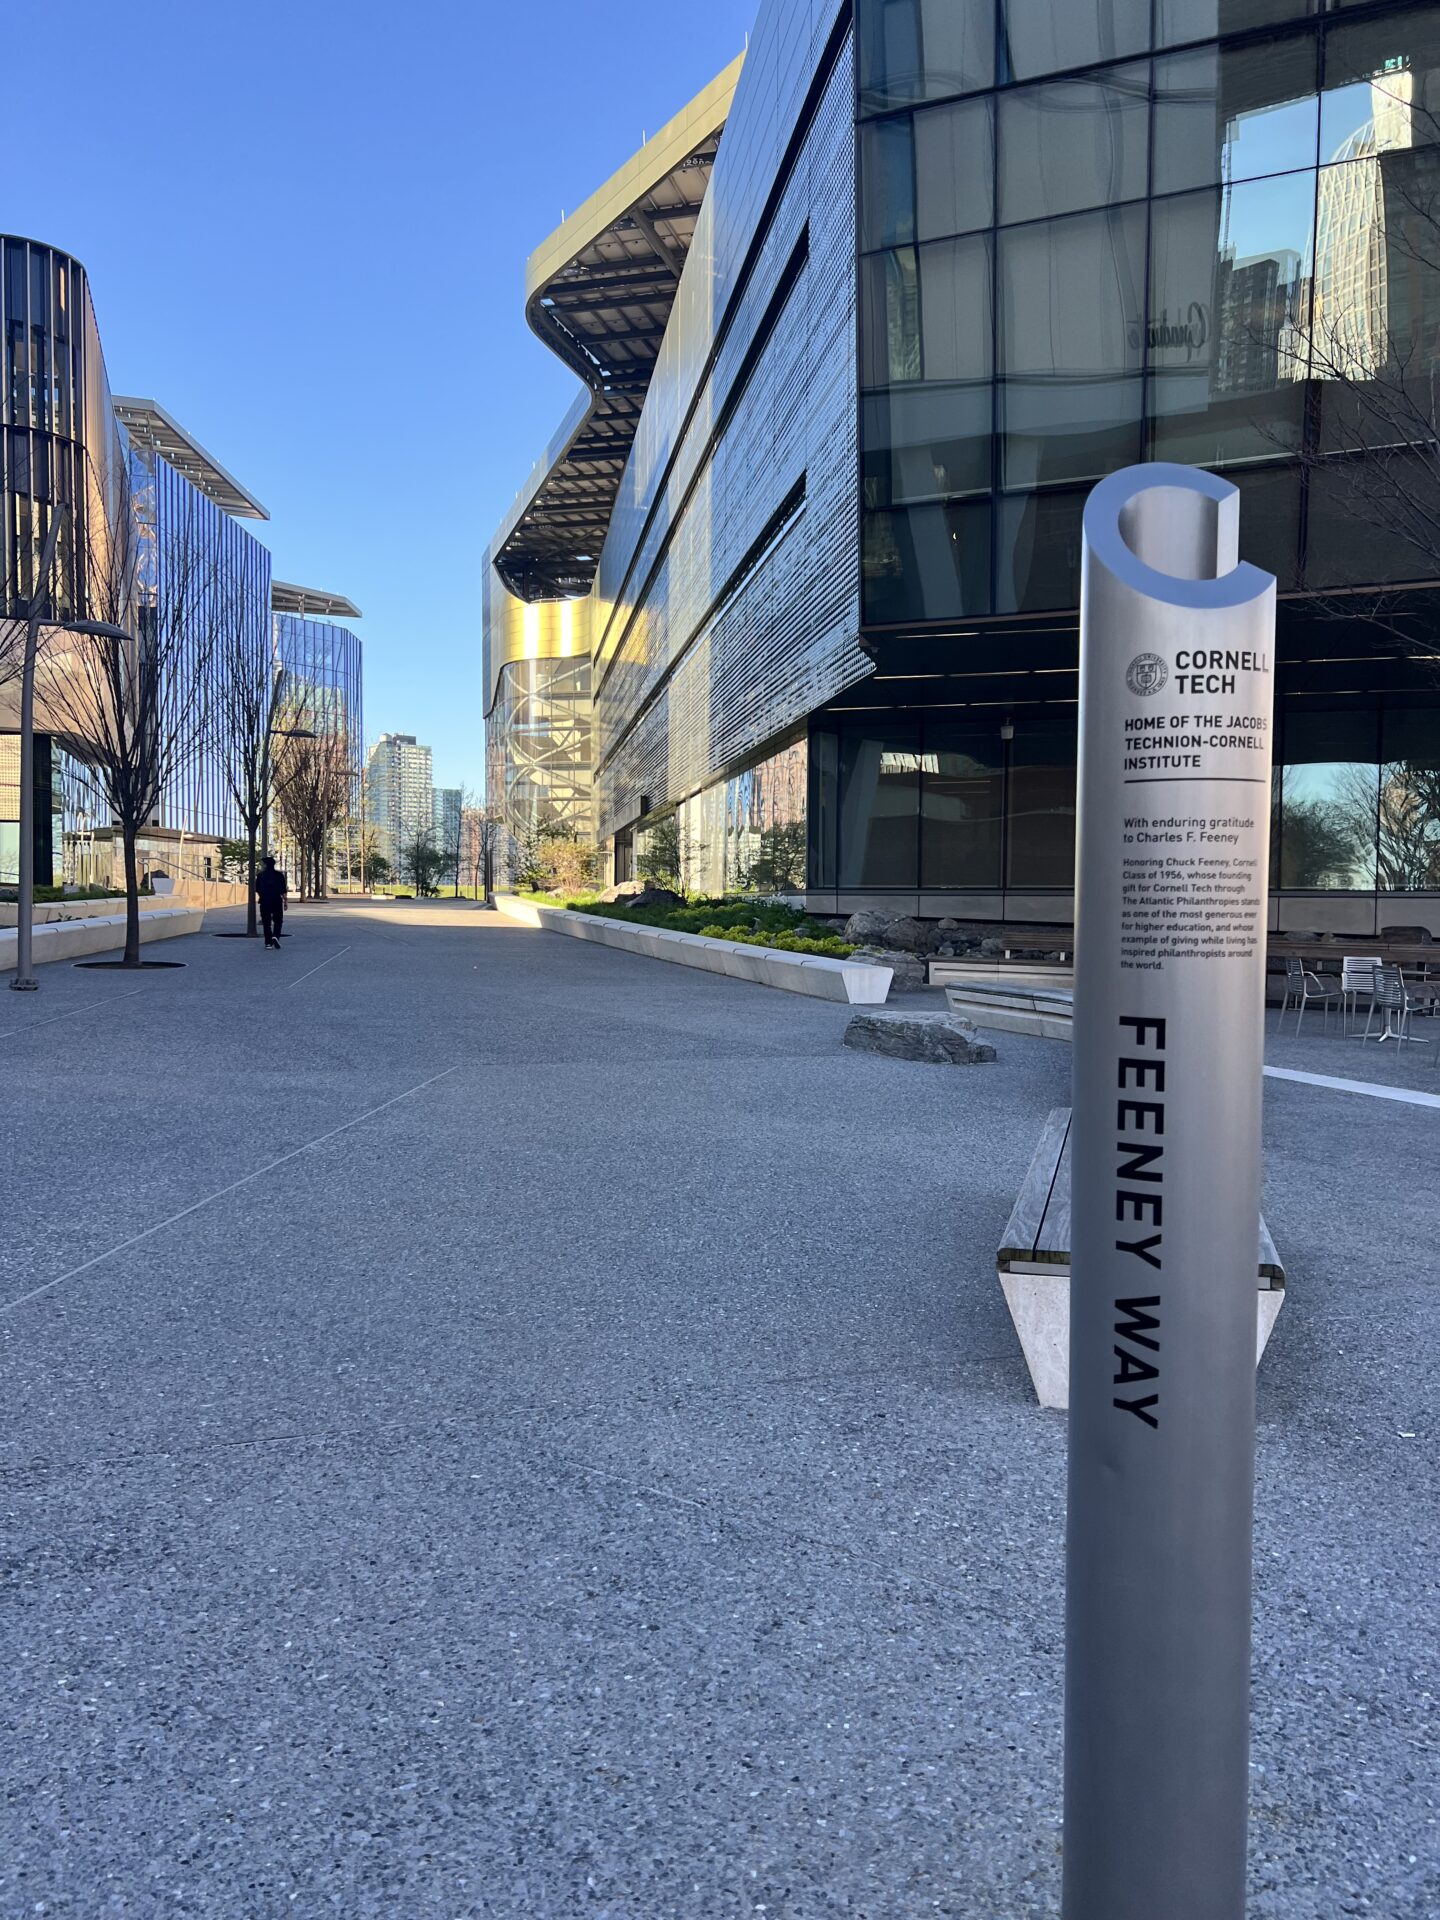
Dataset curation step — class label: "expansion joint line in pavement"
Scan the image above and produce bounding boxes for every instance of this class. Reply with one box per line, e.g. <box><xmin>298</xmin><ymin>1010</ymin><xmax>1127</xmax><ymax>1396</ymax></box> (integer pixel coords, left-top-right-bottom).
<box><xmin>283</xmin><ymin>944</ymin><xmax>352</xmax><ymax>989</ymax></box>
<box><xmin>1263</xmin><ymin>1065</ymin><xmax>1440</xmax><ymax>1109</ymax></box>
<box><xmin>0</xmin><ymin>1064</ymin><xmax>461</xmax><ymax>1318</ymax></box>
<box><xmin>0</xmin><ymin>984</ymin><xmax>149</xmax><ymax>1041</ymax></box>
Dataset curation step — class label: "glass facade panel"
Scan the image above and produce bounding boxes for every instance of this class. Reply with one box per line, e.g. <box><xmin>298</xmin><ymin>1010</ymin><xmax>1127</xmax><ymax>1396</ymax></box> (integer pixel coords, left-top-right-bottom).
<box><xmin>860</xmin><ymin>118</ymin><xmax>917</xmax><ymax>250</ymax></box>
<box><xmin>913</xmin><ymin>96</ymin><xmax>995</xmax><ymax>239</ymax></box>
<box><xmin>1002</xmin><ymin>375</ymin><xmax>1144</xmax><ymax>488</ymax></box>
<box><xmin>863</xmin><ymin>381</ymin><xmax>991</xmax><ymax>507</ymax></box>
<box><xmin>1303</xmin><ymin>458</ymin><xmax>1431</xmax><ymax>587</ymax></box>
<box><xmin>1007</xmin><ymin>718</ymin><xmax>1078</xmax><ymax>886</ymax></box>
<box><xmin>1001</xmin><ymin>0</ymin><xmax>1150</xmax><ymax>85</ymax></box>
<box><xmin>995</xmin><ymin>487</ymin><xmax>1086</xmax><ymax>613</ymax></box>
<box><xmin>1378</xmin><ymin>707</ymin><xmax>1440</xmax><ymax>891</ymax></box>
<box><xmin>1000</xmin><ymin>203</ymin><xmax>1146</xmax><ymax>381</ymax></box>
<box><xmin>1277</xmin><ymin>708</ymin><xmax>1380</xmax><ymax>889</ymax></box>
<box><xmin>838</xmin><ymin>721</ymin><xmax>920</xmax><ymax>886</ymax></box>
<box><xmin>998</xmin><ymin>63</ymin><xmax>1149</xmax><ymax>226</ymax></box>
<box><xmin>862</xmin><ymin>498</ymin><xmax>992</xmax><ymax>622</ymax></box>
<box><xmin>1321</xmin><ymin>11</ymin><xmax>1440</xmax><ymax>163</ymax></box>
<box><xmin>1147</xmin><ymin>177</ymin><xmax>1313</xmax><ymax>465</ymax></box>
<box><xmin>921</xmin><ymin>722</ymin><xmax>1003</xmax><ymax>886</ymax></box>
<box><xmin>859</xmin><ymin>0</ymin><xmax>995</xmax><ymax>114</ymax></box>
<box><xmin>1156</xmin><ymin>1</ymin><xmax>1315</xmax><ymax>47</ymax></box>
<box><xmin>1152</xmin><ymin>36</ymin><xmax>1319</xmax><ymax>196</ymax></box>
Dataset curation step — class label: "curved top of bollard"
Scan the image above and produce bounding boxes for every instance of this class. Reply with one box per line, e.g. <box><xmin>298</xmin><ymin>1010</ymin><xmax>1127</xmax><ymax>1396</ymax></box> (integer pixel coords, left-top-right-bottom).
<box><xmin>1083</xmin><ymin>463</ymin><xmax>1275</xmax><ymax>611</ymax></box>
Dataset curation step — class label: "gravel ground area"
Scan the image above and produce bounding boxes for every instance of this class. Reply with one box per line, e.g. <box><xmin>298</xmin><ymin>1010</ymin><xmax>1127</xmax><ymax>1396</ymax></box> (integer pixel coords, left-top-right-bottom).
<box><xmin>0</xmin><ymin>901</ymin><xmax>1434</xmax><ymax>1918</ymax></box>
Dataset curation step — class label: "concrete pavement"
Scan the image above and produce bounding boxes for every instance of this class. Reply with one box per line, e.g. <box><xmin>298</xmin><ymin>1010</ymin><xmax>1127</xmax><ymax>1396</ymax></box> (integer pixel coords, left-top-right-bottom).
<box><xmin>1</xmin><ymin>901</ymin><xmax>1434</xmax><ymax>1917</ymax></box>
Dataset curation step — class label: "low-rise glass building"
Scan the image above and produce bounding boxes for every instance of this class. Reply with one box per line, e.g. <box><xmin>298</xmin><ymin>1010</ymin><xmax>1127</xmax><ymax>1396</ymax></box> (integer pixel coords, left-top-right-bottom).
<box><xmin>485</xmin><ymin>0</ymin><xmax>1440</xmax><ymax>933</ymax></box>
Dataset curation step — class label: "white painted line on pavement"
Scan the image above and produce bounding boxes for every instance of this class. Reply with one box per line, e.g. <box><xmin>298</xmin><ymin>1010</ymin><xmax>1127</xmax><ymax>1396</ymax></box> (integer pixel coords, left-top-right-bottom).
<box><xmin>0</xmin><ymin>1064</ymin><xmax>461</xmax><ymax>1317</ymax></box>
<box><xmin>1264</xmin><ymin>1065</ymin><xmax>1440</xmax><ymax>1109</ymax></box>
<box><xmin>284</xmin><ymin>944</ymin><xmax>352</xmax><ymax>989</ymax></box>
<box><xmin>0</xmin><ymin>985</ymin><xmax>149</xmax><ymax>1041</ymax></box>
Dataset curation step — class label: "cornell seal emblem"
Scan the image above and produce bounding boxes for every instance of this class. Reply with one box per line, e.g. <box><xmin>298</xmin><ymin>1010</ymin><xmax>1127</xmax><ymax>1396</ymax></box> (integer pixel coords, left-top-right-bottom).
<box><xmin>1125</xmin><ymin>653</ymin><xmax>1168</xmax><ymax>698</ymax></box>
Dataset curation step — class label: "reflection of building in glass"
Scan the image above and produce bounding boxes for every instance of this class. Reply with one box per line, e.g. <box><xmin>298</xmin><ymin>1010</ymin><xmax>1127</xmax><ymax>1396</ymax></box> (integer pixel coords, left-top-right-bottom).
<box><xmin>481</xmin><ymin>2</ymin><xmax>1440</xmax><ymax>934</ymax></box>
<box><xmin>365</xmin><ymin>732</ymin><xmax>433</xmax><ymax>868</ymax></box>
<box><xmin>432</xmin><ymin>786</ymin><xmax>462</xmax><ymax>856</ymax></box>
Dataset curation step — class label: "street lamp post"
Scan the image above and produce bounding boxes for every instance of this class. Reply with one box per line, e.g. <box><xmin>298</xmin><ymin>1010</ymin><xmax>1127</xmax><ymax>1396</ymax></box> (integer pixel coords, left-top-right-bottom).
<box><xmin>11</xmin><ymin>510</ymin><xmax>67</xmax><ymax>992</ymax></box>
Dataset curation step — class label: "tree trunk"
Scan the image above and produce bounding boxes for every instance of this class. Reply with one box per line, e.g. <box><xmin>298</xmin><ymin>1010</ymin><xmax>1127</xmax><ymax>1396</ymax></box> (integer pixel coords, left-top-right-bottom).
<box><xmin>246</xmin><ymin>818</ymin><xmax>259</xmax><ymax>937</ymax></box>
<box><xmin>122</xmin><ymin>824</ymin><xmax>141</xmax><ymax>966</ymax></box>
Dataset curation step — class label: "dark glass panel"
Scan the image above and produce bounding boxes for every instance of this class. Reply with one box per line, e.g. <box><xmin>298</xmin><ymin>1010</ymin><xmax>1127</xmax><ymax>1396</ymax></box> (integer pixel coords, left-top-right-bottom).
<box><xmin>1000</xmin><ymin>203</ymin><xmax>1146</xmax><ymax>381</ymax></box>
<box><xmin>912</xmin><ymin>95</ymin><xmax>994</xmax><ymax>239</ymax></box>
<box><xmin>838</xmin><ymin>720</ymin><xmax>921</xmax><ymax>887</ymax></box>
<box><xmin>858</xmin><ymin>0</ymin><xmax>996</xmax><ymax>114</ymax></box>
<box><xmin>862</xmin><ymin>499</ymin><xmax>993</xmax><ymax>622</ymax></box>
<box><xmin>1001</xmin><ymin>0</ymin><xmax>1149</xmax><ymax>85</ymax></box>
<box><xmin>1148</xmin><ymin>179</ymin><xmax>1314</xmax><ymax>466</ymax></box>
<box><xmin>1378</xmin><ymin>706</ymin><xmax>1440</xmax><ymax>891</ymax></box>
<box><xmin>1002</xmin><ymin>376</ymin><xmax>1143</xmax><ymax>488</ymax></box>
<box><xmin>1230</xmin><ymin>465</ymin><xmax>1302</xmax><ymax>590</ymax></box>
<box><xmin>1156</xmin><ymin>0</ymin><xmax>1314</xmax><ymax>46</ymax></box>
<box><xmin>1007</xmin><ymin>717</ymin><xmax>1078</xmax><ymax>887</ymax></box>
<box><xmin>863</xmin><ymin>381</ymin><xmax>991</xmax><ymax>507</ymax></box>
<box><xmin>1321</xmin><ymin>10</ymin><xmax>1440</xmax><ymax>164</ymax></box>
<box><xmin>1153</xmin><ymin>35</ymin><xmax>1319</xmax><ymax>196</ymax></box>
<box><xmin>995</xmin><ymin>488</ymin><xmax>1086</xmax><ymax>614</ymax></box>
<box><xmin>860</xmin><ymin>118</ymin><xmax>916</xmax><ymax>251</ymax></box>
<box><xmin>1303</xmin><ymin>458</ymin><xmax>1433</xmax><ymax>588</ymax></box>
<box><xmin>997</xmin><ymin>62</ymin><xmax>1149</xmax><ymax>227</ymax></box>
<box><xmin>1278</xmin><ymin>708</ymin><xmax>1379</xmax><ymax>888</ymax></box>
<box><xmin>921</xmin><ymin>720</ymin><xmax>1003</xmax><ymax>886</ymax></box>
<box><xmin>862</xmin><ymin>236</ymin><xmax>992</xmax><ymax>388</ymax></box>
<box><xmin>808</xmin><ymin>725</ymin><xmax>839</xmax><ymax>889</ymax></box>
<box><xmin>861</xmin><ymin>247</ymin><xmax>921</xmax><ymax>384</ymax></box>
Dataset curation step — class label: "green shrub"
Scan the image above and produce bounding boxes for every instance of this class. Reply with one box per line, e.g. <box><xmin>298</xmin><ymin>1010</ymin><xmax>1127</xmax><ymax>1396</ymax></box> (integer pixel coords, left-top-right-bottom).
<box><xmin>574</xmin><ymin>895</ymin><xmax>853</xmax><ymax>957</ymax></box>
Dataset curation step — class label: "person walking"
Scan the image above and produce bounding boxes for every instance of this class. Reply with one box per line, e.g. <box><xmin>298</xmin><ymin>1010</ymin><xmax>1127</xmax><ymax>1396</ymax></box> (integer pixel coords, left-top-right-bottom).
<box><xmin>256</xmin><ymin>855</ymin><xmax>288</xmax><ymax>949</ymax></box>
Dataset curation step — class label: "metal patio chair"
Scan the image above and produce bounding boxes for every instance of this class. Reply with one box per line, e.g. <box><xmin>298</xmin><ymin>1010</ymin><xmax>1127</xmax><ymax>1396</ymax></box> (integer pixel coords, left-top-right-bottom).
<box><xmin>1281</xmin><ymin>954</ymin><xmax>1342</xmax><ymax>1034</ymax></box>
<box><xmin>1361</xmin><ymin>964</ymin><xmax>1425</xmax><ymax>1046</ymax></box>
<box><xmin>1340</xmin><ymin>955</ymin><xmax>1379</xmax><ymax>1035</ymax></box>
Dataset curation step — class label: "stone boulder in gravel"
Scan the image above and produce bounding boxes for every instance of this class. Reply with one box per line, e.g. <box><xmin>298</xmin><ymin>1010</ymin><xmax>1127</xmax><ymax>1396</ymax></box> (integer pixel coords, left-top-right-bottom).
<box><xmin>843</xmin><ymin>1010</ymin><xmax>997</xmax><ymax>1065</ymax></box>
<box><xmin>879</xmin><ymin>914</ymin><xmax>940</xmax><ymax>954</ymax></box>
<box><xmin>850</xmin><ymin>946</ymin><xmax>928</xmax><ymax>993</ymax></box>
<box><xmin>626</xmin><ymin>887</ymin><xmax>685</xmax><ymax>909</ymax></box>
<box><xmin>842</xmin><ymin>909</ymin><xmax>892</xmax><ymax>945</ymax></box>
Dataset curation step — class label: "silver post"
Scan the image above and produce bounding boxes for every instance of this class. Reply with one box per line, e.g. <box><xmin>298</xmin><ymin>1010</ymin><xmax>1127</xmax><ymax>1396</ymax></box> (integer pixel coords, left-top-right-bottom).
<box><xmin>1064</xmin><ymin>465</ymin><xmax>1276</xmax><ymax>1919</ymax></box>
<box><xmin>11</xmin><ymin>509</ymin><xmax>67</xmax><ymax>993</ymax></box>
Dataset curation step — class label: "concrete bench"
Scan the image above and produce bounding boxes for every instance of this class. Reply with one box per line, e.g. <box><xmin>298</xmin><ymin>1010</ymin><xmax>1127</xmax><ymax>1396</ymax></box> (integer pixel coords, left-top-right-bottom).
<box><xmin>996</xmin><ymin>1106</ymin><xmax>1286</xmax><ymax>1409</ymax></box>
<box><xmin>945</xmin><ymin>981</ymin><xmax>1075</xmax><ymax>1039</ymax></box>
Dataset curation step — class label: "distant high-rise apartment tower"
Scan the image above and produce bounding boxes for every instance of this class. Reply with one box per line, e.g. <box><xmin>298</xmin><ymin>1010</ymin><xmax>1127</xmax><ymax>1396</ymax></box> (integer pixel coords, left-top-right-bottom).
<box><xmin>365</xmin><ymin>733</ymin><xmax>433</xmax><ymax>867</ymax></box>
<box><xmin>432</xmin><ymin>786</ymin><xmax>462</xmax><ymax>857</ymax></box>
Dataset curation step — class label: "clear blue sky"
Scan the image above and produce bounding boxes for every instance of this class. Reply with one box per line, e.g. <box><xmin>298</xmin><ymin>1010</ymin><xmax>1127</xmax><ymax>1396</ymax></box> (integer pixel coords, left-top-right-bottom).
<box><xmin>4</xmin><ymin>0</ymin><xmax>754</xmax><ymax>794</ymax></box>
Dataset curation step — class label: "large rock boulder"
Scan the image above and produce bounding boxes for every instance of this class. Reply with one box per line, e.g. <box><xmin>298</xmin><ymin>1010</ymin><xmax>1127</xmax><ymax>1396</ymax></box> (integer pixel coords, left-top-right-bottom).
<box><xmin>842</xmin><ymin>910</ymin><xmax>892</xmax><ymax>946</ymax></box>
<box><xmin>626</xmin><ymin>887</ymin><xmax>685</xmax><ymax>910</ymax></box>
<box><xmin>881</xmin><ymin>914</ymin><xmax>941</xmax><ymax>954</ymax></box>
<box><xmin>850</xmin><ymin>945</ymin><xmax>928</xmax><ymax>993</ymax></box>
<box><xmin>597</xmin><ymin>882</ymin><xmax>643</xmax><ymax>903</ymax></box>
<box><xmin>843</xmin><ymin>1011</ymin><xmax>997</xmax><ymax>1065</ymax></box>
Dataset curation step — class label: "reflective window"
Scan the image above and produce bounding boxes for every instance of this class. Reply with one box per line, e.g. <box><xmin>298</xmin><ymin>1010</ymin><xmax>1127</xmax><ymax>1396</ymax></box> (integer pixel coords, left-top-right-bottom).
<box><xmin>995</xmin><ymin>487</ymin><xmax>1086</xmax><ymax>614</ymax></box>
<box><xmin>1321</xmin><ymin>12</ymin><xmax>1440</xmax><ymax>164</ymax></box>
<box><xmin>1001</xmin><ymin>0</ymin><xmax>1150</xmax><ymax>85</ymax></box>
<box><xmin>1002</xmin><ymin>376</ymin><xmax>1143</xmax><ymax>488</ymax></box>
<box><xmin>838</xmin><ymin>722</ymin><xmax>921</xmax><ymax>887</ymax></box>
<box><xmin>1156</xmin><ymin>0</ymin><xmax>1314</xmax><ymax>45</ymax></box>
<box><xmin>861</xmin><ymin>102</ymin><xmax>994</xmax><ymax>251</ymax></box>
<box><xmin>1001</xmin><ymin>203</ymin><xmax>1146</xmax><ymax>380</ymax></box>
<box><xmin>1278</xmin><ymin>709</ymin><xmax>1379</xmax><ymax>889</ymax></box>
<box><xmin>863</xmin><ymin>382</ymin><xmax>992</xmax><ymax>507</ymax></box>
<box><xmin>1148</xmin><ymin>178</ymin><xmax>1314</xmax><ymax>466</ymax></box>
<box><xmin>998</xmin><ymin>63</ymin><xmax>1149</xmax><ymax>226</ymax></box>
<box><xmin>1303</xmin><ymin>459</ymin><xmax>1433</xmax><ymax>588</ymax></box>
<box><xmin>922</xmin><ymin>722</ymin><xmax>1003</xmax><ymax>886</ymax></box>
<box><xmin>859</xmin><ymin>0</ymin><xmax>995</xmax><ymax>113</ymax></box>
<box><xmin>1152</xmin><ymin>35</ymin><xmax>1319</xmax><ymax>197</ymax></box>
<box><xmin>862</xmin><ymin>500</ymin><xmax>992</xmax><ymax>622</ymax></box>
<box><xmin>1006</xmin><ymin>718</ymin><xmax>1078</xmax><ymax>886</ymax></box>
<box><xmin>1229</xmin><ymin>465</ymin><xmax>1302</xmax><ymax>589</ymax></box>
<box><xmin>866</xmin><ymin>236</ymin><xmax>993</xmax><ymax>387</ymax></box>
<box><xmin>1378</xmin><ymin>707</ymin><xmax>1440</xmax><ymax>892</ymax></box>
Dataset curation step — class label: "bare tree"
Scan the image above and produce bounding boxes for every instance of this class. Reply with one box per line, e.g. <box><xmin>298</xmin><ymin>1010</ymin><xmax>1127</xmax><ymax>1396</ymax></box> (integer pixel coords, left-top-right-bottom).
<box><xmin>212</xmin><ymin>600</ymin><xmax>290</xmax><ymax>936</ymax></box>
<box><xmin>34</xmin><ymin>457</ymin><xmax>223</xmax><ymax>966</ymax></box>
<box><xmin>397</xmin><ymin>824</ymin><xmax>445</xmax><ymax>896</ymax></box>
<box><xmin>274</xmin><ymin>721</ymin><xmax>353</xmax><ymax>900</ymax></box>
<box><xmin>460</xmin><ymin>794</ymin><xmax>503</xmax><ymax>904</ymax></box>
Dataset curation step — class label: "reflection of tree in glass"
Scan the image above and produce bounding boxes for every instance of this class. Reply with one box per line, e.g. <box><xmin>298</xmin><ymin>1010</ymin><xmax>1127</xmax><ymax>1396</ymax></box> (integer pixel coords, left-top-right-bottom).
<box><xmin>1375</xmin><ymin>759</ymin><xmax>1440</xmax><ymax>890</ymax></box>
<box><xmin>1279</xmin><ymin>794</ymin><xmax>1365</xmax><ymax>888</ymax></box>
<box><xmin>741</xmin><ymin>821</ymin><xmax>807</xmax><ymax>894</ymax></box>
<box><xmin>638</xmin><ymin>815</ymin><xmax>707</xmax><ymax>894</ymax></box>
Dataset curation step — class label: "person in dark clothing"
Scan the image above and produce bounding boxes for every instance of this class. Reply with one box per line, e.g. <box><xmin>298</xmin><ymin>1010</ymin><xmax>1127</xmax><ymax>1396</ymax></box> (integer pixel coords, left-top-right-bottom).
<box><xmin>256</xmin><ymin>856</ymin><xmax>288</xmax><ymax>948</ymax></box>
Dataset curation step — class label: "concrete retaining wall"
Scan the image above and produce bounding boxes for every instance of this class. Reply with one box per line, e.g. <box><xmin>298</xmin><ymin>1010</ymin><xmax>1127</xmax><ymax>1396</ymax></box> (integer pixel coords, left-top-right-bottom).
<box><xmin>0</xmin><ymin>906</ymin><xmax>205</xmax><ymax>970</ymax></box>
<box><xmin>494</xmin><ymin>897</ymin><xmax>892</xmax><ymax>1004</ymax></box>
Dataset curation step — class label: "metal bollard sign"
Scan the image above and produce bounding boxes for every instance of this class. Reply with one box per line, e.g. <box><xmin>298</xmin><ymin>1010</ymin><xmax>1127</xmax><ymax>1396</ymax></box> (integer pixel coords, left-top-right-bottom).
<box><xmin>1064</xmin><ymin>465</ymin><xmax>1276</xmax><ymax>1920</ymax></box>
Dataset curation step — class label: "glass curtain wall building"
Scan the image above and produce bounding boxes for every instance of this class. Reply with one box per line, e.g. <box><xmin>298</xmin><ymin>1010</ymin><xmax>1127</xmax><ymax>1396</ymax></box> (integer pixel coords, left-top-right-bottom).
<box><xmin>483</xmin><ymin>1</ymin><xmax>1440</xmax><ymax>932</ymax></box>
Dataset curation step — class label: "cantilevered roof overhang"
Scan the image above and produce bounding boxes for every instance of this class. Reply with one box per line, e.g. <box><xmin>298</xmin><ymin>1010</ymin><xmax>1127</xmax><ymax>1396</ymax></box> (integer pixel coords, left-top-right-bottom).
<box><xmin>492</xmin><ymin>54</ymin><xmax>743</xmax><ymax>603</ymax></box>
<box><xmin>112</xmin><ymin>397</ymin><xmax>269</xmax><ymax>520</ymax></box>
<box><xmin>272</xmin><ymin>580</ymin><xmax>363</xmax><ymax>619</ymax></box>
